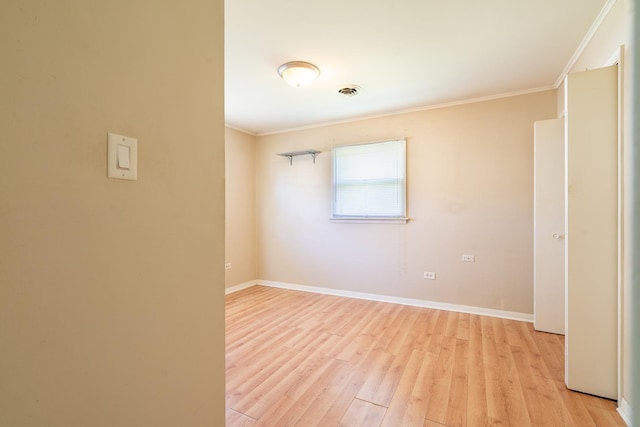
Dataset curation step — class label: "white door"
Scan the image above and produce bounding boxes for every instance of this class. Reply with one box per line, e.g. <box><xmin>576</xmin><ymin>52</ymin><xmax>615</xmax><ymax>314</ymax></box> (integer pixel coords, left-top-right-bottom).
<box><xmin>534</xmin><ymin>118</ymin><xmax>565</xmax><ymax>335</ymax></box>
<box><xmin>565</xmin><ymin>64</ymin><xmax>618</xmax><ymax>400</ymax></box>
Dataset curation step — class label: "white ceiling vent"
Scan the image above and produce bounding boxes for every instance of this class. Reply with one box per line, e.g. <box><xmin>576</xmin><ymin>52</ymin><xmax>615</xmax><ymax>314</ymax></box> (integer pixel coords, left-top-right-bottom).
<box><xmin>337</xmin><ymin>85</ymin><xmax>362</xmax><ymax>97</ymax></box>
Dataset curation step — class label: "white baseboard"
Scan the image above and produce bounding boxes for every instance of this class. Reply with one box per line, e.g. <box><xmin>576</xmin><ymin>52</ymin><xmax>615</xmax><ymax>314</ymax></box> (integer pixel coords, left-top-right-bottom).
<box><xmin>225</xmin><ymin>280</ymin><xmax>258</xmax><ymax>295</ymax></box>
<box><xmin>255</xmin><ymin>280</ymin><xmax>534</xmax><ymax>322</ymax></box>
<box><xmin>618</xmin><ymin>398</ymin><xmax>631</xmax><ymax>426</ymax></box>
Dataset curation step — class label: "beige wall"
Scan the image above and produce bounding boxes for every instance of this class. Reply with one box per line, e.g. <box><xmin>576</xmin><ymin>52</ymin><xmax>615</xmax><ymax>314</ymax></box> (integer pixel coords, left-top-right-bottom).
<box><xmin>0</xmin><ymin>1</ymin><xmax>225</xmax><ymax>426</ymax></box>
<box><xmin>255</xmin><ymin>91</ymin><xmax>556</xmax><ymax>314</ymax></box>
<box><xmin>225</xmin><ymin>128</ymin><xmax>258</xmax><ymax>288</ymax></box>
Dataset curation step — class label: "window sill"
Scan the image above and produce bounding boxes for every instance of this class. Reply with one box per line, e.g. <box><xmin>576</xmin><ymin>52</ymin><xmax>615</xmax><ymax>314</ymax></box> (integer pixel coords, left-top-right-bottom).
<box><xmin>330</xmin><ymin>217</ymin><xmax>409</xmax><ymax>224</ymax></box>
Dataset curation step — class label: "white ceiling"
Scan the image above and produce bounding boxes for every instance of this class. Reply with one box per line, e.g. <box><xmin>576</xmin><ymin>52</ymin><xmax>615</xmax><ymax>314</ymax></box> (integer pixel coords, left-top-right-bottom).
<box><xmin>225</xmin><ymin>0</ymin><xmax>610</xmax><ymax>135</ymax></box>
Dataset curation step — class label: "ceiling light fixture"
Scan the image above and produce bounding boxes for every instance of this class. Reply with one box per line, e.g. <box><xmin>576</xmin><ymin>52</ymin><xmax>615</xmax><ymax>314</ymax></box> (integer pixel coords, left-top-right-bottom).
<box><xmin>277</xmin><ymin>61</ymin><xmax>320</xmax><ymax>88</ymax></box>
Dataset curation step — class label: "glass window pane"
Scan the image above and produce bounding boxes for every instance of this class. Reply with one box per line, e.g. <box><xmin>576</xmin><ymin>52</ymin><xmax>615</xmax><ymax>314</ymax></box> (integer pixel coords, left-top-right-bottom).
<box><xmin>332</xmin><ymin>139</ymin><xmax>406</xmax><ymax>219</ymax></box>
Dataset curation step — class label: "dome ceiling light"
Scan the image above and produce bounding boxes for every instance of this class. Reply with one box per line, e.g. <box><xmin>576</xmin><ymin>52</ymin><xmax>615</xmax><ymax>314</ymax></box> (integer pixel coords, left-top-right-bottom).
<box><xmin>277</xmin><ymin>61</ymin><xmax>320</xmax><ymax>88</ymax></box>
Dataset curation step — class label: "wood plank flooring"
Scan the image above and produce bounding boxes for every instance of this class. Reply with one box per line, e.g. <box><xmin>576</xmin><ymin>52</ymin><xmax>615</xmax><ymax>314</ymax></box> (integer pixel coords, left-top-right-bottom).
<box><xmin>226</xmin><ymin>286</ymin><xmax>625</xmax><ymax>427</ymax></box>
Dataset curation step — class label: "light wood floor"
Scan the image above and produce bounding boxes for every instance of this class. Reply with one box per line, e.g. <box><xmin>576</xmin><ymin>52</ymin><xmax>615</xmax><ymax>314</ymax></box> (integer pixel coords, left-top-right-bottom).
<box><xmin>226</xmin><ymin>285</ymin><xmax>625</xmax><ymax>427</ymax></box>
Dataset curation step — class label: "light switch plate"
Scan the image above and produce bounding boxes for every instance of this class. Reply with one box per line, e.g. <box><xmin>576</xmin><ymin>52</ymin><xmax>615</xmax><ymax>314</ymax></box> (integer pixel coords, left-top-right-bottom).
<box><xmin>108</xmin><ymin>133</ymin><xmax>137</xmax><ymax>180</ymax></box>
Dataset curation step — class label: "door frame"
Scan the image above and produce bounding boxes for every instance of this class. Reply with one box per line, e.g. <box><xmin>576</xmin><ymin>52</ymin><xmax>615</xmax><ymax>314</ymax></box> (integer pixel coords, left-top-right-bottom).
<box><xmin>604</xmin><ymin>45</ymin><xmax>624</xmax><ymax>410</ymax></box>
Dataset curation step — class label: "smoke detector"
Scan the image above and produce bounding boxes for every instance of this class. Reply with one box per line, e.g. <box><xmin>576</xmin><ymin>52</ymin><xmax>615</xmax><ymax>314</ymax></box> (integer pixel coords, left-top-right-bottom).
<box><xmin>337</xmin><ymin>85</ymin><xmax>362</xmax><ymax>97</ymax></box>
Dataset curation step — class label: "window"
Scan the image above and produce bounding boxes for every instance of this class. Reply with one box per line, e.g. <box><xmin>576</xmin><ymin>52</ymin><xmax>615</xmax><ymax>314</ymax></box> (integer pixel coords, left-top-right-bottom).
<box><xmin>332</xmin><ymin>138</ymin><xmax>407</xmax><ymax>222</ymax></box>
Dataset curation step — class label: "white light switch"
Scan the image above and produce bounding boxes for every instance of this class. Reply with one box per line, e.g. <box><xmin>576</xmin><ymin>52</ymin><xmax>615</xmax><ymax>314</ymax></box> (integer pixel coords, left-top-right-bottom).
<box><xmin>116</xmin><ymin>144</ymin><xmax>130</xmax><ymax>169</ymax></box>
<box><xmin>108</xmin><ymin>133</ymin><xmax>137</xmax><ymax>180</ymax></box>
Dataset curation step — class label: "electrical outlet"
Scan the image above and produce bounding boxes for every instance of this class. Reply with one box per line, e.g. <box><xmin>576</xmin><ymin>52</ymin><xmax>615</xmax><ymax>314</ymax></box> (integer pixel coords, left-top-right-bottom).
<box><xmin>462</xmin><ymin>255</ymin><xmax>475</xmax><ymax>262</ymax></box>
<box><xmin>423</xmin><ymin>271</ymin><xmax>436</xmax><ymax>280</ymax></box>
<box><xmin>225</xmin><ymin>263</ymin><xmax>232</xmax><ymax>270</ymax></box>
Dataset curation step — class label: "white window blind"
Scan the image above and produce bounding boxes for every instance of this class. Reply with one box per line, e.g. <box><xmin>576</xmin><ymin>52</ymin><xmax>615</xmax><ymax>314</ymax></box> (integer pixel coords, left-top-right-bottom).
<box><xmin>332</xmin><ymin>139</ymin><xmax>407</xmax><ymax>221</ymax></box>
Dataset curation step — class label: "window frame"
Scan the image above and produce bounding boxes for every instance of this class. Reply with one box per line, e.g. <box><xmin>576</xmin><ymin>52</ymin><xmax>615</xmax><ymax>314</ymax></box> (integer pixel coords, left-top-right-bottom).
<box><xmin>331</xmin><ymin>138</ymin><xmax>408</xmax><ymax>224</ymax></box>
